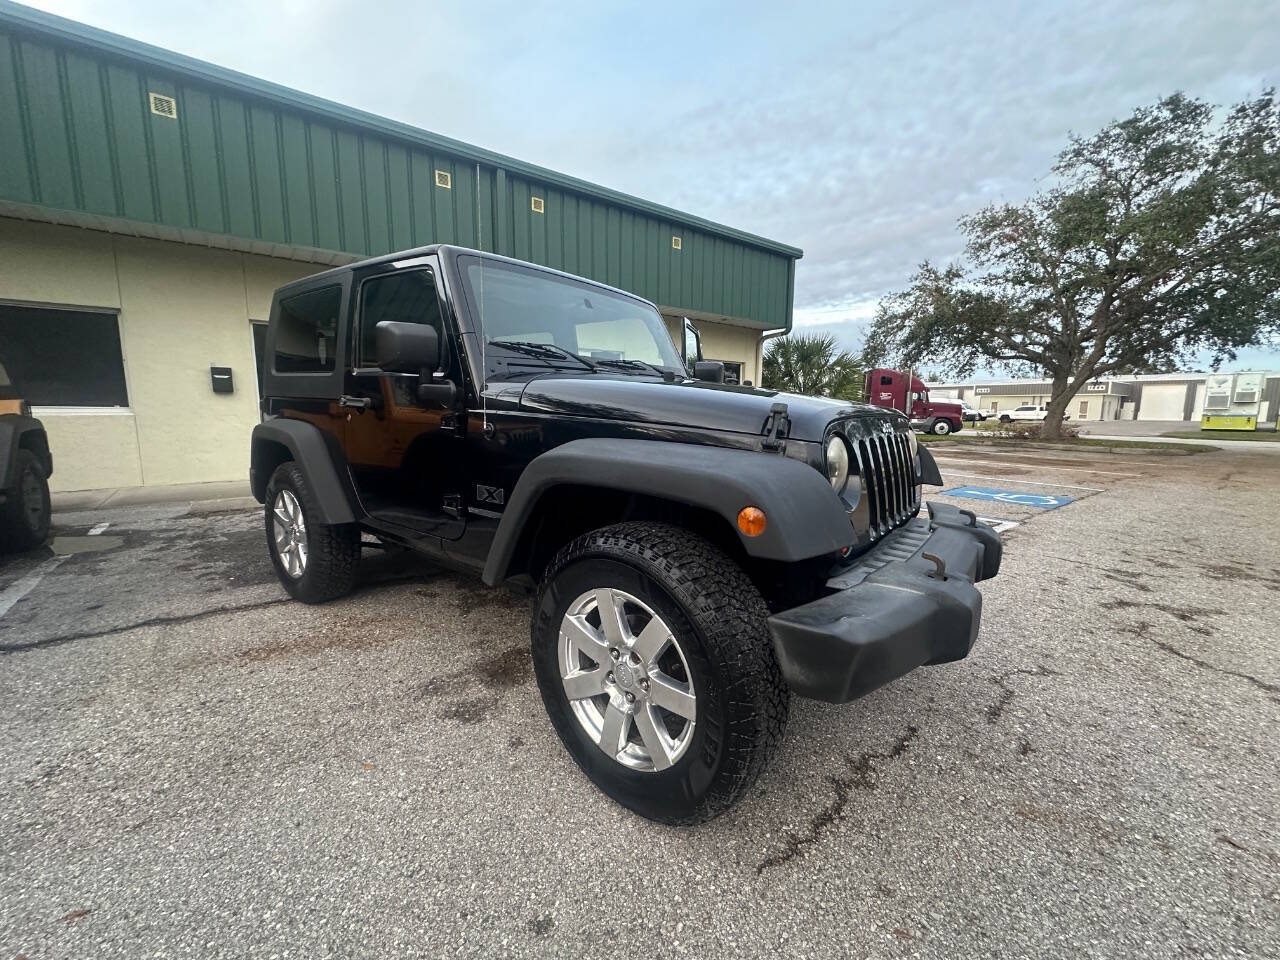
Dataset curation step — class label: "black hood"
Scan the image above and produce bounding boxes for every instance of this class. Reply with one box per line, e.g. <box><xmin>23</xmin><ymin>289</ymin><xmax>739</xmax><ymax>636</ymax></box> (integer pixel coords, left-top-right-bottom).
<box><xmin>516</xmin><ymin>373</ymin><xmax>906</xmax><ymax>441</ymax></box>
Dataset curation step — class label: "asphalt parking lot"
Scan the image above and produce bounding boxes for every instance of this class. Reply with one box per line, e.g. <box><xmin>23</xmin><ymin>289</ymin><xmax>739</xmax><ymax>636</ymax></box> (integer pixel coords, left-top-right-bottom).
<box><xmin>2</xmin><ymin>443</ymin><xmax>1278</xmax><ymax>959</ymax></box>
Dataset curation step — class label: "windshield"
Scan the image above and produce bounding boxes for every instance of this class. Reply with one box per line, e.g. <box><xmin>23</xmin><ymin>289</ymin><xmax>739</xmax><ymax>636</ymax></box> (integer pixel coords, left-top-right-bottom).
<box><xmin>458</xmin><ymin>256</ymin><xmax>683</xmax><ymax>373</ymax></box>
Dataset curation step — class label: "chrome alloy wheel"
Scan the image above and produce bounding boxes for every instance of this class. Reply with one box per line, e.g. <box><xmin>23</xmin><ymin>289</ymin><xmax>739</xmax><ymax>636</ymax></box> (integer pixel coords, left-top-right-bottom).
<box><xmin>558</xmin><ymin>587</ymin><xmax>697</xmax><ymax>772</ymax></box>
<box><xmin>271</xmin><ymin>489</ymin><xmax>308</xmax><ymax>579</ymax></box>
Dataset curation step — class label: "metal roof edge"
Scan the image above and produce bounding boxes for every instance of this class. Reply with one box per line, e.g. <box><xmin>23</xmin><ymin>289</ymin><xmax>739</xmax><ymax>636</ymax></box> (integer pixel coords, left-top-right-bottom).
<box><xmin>0</xmin><ymin>0</ymin><xmax>804</xmax><ymax>261</ymax></box>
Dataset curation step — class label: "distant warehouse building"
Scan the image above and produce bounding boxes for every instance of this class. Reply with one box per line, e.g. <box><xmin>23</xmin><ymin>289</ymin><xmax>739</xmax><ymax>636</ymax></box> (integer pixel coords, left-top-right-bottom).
<box><xmin>0</xmin><ymin>4</ymin><xmax>801</xmax><ymax>493</ymax></box>
<box><xmin>929</xmin><ymin>372</ymin><xmax>1280</xmax><ymax>423</ymax></box>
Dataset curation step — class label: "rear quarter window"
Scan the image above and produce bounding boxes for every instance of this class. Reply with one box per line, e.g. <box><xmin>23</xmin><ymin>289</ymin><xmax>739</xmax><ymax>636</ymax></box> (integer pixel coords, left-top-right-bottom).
<box><xmin>274</xmin><ymin>286</ymin><xmax>341</xmax><ymax>373</ymax></box>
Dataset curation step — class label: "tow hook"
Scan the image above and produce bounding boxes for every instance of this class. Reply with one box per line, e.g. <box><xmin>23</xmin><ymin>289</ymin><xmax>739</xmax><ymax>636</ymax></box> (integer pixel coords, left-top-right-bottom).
<box><xmin>922</xmin><ymin>552</ymin><xmax>948</xmax><ymax>580</ymax></box>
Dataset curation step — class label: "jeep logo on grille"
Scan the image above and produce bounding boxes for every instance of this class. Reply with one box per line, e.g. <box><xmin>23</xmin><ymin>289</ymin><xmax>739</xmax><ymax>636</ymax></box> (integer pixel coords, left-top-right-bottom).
<box><xmin>880</xmin><ymin>421</ymin><xmax>895</xmax><ymax>434</ymax></box>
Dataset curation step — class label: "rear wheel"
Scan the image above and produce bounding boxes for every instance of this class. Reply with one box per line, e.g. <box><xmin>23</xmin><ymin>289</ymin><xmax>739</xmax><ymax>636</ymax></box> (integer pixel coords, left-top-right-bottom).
<box><xmin>265</xmin><ymin>461</ymin><xmax>360</xmax><ymax>603</ymax></box>
<box><xmin>531</xmin><ymin>521</ymin><xmax>788</xmax><ymax>824</ymax></box>
<box><xmin>999</xmin><ymin>414</ymin><xmax>1012</xmax><ymax>424</ymax></box>
<box><xmin>0</xmin><ymin>449</ymin><xmax>51</xmax><ymax>552</ymax></box>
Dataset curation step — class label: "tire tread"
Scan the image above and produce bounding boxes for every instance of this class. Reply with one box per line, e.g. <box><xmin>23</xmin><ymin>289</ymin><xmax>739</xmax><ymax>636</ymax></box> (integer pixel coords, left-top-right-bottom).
<box><xmin>540</xmin><ymin>521</ymin><xmax>788</xmax><ymax>823</ymax></box>
<box><xmin>266</xmin><ymin>461</ymin><xmax>360</xmax><ymax>603</ymax></box>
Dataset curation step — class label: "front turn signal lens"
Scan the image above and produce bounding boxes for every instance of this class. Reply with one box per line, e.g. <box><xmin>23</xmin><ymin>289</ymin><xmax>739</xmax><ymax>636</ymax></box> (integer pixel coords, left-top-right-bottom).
<box><xmin>737</xmin><ymin>506</ymin><xmax>767</xmax><ymax>537</ymax></box>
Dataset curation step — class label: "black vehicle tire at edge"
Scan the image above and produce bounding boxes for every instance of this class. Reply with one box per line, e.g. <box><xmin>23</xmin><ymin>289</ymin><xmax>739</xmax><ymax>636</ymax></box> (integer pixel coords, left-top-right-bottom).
<box><xmin>531</xmin><ymin>521</ymin><xmax>789</xmax><ymax>824</ymax></box>
<box><xmin>0</xmin><ymin>448</ymin><xmax>51</xmax><ymax>553</ymax></box>
<box><xmin>264</xmin><ymin>460</ymin><xmax>360</xmax><ymax>603</ymax></box>
<box><xmin>999</xmin><ymin>414</ymin><xmax>1012</xmax><ymax>423</ymax></box>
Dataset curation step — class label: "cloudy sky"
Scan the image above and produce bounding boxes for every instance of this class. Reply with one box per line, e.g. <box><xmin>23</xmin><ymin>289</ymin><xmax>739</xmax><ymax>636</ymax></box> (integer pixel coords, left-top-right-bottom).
<box><xmin>25</xmin><ymin>0</ymin><xmax>1280</xmax><ymax>364</ymax></box>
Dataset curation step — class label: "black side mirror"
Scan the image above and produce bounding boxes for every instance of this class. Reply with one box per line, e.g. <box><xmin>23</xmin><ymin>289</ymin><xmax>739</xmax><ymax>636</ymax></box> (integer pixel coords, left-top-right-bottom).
<box><xmin>376</xmin><ymin>321</ymin><xmax>439</xmax><ymax>373</ymax></box>
<box><xmin>693</xmin><ymin>360</ymin><xmax>725</xmax><ymax>383</ymax></box>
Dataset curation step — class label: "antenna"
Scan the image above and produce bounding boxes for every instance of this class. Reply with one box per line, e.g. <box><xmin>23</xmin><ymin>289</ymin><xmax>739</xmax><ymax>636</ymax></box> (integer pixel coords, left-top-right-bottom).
<box><xmin>476</xmin><ymin>162</ymin><xmax>488</xmax><ymax>433</ymax></box>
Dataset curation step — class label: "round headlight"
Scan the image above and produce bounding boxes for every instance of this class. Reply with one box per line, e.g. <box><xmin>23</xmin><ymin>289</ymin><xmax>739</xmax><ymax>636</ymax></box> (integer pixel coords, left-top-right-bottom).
<box><xmin>825</xmin><ymin>435</ymin><xmax>850</xmax><ymax>492</ymax></box>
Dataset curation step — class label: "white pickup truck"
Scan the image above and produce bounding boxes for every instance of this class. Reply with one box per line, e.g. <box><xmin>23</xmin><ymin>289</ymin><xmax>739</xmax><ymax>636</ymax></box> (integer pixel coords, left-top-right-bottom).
<box><xmin>997</xmin><ymin>404</ymin><xmax>1070</xmax><ymax>423</ymax></box>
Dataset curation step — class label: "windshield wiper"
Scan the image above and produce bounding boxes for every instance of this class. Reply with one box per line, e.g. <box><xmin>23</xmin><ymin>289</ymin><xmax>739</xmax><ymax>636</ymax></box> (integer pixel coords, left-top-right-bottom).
<box><xmin>592</xmin><ymin>358</ymin><xmax>674</xmax><ymax>380</ymax></box>
<box><xmin>488</xmin><ymin>340</ymin><xmax>597</xmax><ymax>371</ymax></box>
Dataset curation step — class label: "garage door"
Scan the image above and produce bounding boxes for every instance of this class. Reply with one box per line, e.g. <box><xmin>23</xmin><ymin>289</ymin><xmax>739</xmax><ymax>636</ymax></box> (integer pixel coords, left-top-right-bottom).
<box><xmin>1139</xmin><ymin>383</ymin><xmax>1188</xmax><ymax>420</ymax></box>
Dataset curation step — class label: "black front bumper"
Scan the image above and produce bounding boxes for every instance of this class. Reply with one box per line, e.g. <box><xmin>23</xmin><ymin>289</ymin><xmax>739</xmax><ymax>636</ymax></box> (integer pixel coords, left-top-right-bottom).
<box><xmin>767</xmin><ymin>502</ymin><xmax>1003</xmax><ymax>703</ymax></box>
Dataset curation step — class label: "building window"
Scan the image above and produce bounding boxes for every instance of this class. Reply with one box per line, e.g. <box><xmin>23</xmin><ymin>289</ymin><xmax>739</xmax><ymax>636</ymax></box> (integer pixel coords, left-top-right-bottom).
<box><xmin>1079</xmin><ymin>400</ymin><xmax>1089</xmax><ymax>419</ymax></box>
<box><xmin>274</xmin><ymin>286</ymin><xmax>341</xmax><ymax>373</ymax></box>
<box><xmin>716</xmin><ymin>360</ymin><xmax>744</xmax><ymax>385</ymax></box>
<box><xmin>0</xmin><ymin>303</ymin><xmax>128</xmax><ymax>406</ymax></box>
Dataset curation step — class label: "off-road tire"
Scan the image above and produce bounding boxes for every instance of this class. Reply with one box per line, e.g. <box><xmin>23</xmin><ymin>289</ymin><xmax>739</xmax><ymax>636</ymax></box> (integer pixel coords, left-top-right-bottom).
<box><xmin>531</xmin><ymin>521</ymin><xmax>789</xmax><ymax>824</ymax></box>
<box><xmin>930</xmin><ymin>418</ymin><xmax>952</xmax><ymax>435</ymax></box>
<box><xmin>265</xmin><ymin>461</ymin><xmax>360</xmax><ymax>603</ymax></box>
<box><xmin>0</xmin><ymin>449</ymin><xmax>51</xmax><ymax>552</ymax></box>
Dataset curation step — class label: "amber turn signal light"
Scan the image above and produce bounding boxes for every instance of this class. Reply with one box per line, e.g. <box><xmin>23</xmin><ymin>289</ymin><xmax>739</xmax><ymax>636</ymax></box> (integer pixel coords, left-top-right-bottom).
<box><xmin>737</xmin><ymin>506</ymin><xmax>767</xmax><ymax>537</ymax></box>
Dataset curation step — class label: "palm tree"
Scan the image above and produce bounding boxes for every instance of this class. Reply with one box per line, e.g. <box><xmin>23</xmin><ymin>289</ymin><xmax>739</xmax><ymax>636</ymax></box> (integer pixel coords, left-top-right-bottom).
<box><xmin>763</xmin><ymin>333</ymin><xmax>864</xmax><ymax>401</ymax></box>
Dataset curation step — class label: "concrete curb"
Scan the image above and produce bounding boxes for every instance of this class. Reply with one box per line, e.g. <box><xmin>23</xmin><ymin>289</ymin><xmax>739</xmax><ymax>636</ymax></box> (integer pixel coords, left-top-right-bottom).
<box><xmin>187</xmin><ymin>497</ymin><xmax>259</xmax><ymax>515</ymax></box>
<box><xmin>920</xmin><ymin>438</ymin><xmax>1210</xmax><ymax>456</ymax></box>
<box><xmin>52</xmin><ymin>480</ymin><xmax>253</xmax><ymax>511</ymax></box>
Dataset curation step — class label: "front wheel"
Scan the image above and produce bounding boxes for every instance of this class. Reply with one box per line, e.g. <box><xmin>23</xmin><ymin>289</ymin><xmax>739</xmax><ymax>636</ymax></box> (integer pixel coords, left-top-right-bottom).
<box><xmin>532</xmin><ymin>522</ymin><xmax>788</xmax><ymax>824</ymax></box>
<box><xmin>930</xmin><ymin>418</ymin><xmax>952</xmax><ymax>435</ymax></box>
<box><xmin>264</xmin><ymin>461</ymin><xmax>360</xmax><ymax>603</ymax></box>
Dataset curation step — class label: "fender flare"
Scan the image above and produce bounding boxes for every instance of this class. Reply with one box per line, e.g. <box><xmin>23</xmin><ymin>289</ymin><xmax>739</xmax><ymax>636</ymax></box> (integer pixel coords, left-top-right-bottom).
<box><xmin>481</xmin><ymin>438</ymin><xmax>852</xmax><ymax>586</ymax></box>
<box><xmin>917</xmin><ymin>444</ymin><xmax>944</xmax><ymax>486</ymax></box>
<box><xmin>0</xmin><ymin>415</ymin><xmax>52</xmax><ymax>490</ymax></box>
<box><xmin>250</xmin><ymin>419</ymin><xmax>358</xmax><ymax>525</ymax></box>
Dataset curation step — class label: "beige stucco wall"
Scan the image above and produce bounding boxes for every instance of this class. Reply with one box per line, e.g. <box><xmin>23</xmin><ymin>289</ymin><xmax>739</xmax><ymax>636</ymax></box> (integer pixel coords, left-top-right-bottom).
<box><xmin>662</xmin><ymin>314</ymin><xmax>764</xmax><ymax>385</ymax></box>
<box><xmin>0</xmin><ymin>218</ymin><xmax>317</xmax><ymax>492</ymax></box>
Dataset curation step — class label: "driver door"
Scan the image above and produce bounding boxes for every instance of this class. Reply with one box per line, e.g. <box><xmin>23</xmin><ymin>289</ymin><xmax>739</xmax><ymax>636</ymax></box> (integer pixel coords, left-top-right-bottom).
<box><xmin>342</xmin><ymin>259</ymin><xmax>466</xmax><ymax>540</ymax></box>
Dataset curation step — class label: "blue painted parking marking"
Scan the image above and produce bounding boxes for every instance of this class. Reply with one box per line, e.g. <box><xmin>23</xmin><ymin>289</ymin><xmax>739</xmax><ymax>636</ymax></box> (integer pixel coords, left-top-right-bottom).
<box><xmin>942</xmin><ymin>486</ymin><xmax>1076</xmax><ymax>509</ymax></box>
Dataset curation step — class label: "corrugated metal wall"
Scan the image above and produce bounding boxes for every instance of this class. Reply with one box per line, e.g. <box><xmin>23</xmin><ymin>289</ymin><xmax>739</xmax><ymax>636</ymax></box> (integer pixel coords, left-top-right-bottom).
<box><xmin>0</xmin><ymin>22</ymin><xmax>795</xmax><ymax>330</ymax></box>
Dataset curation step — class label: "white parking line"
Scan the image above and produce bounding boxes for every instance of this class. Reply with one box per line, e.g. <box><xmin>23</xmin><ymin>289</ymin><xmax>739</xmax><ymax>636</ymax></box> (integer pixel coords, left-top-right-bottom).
<box><xmin>932</xmin><ymin>455</ymin><xmax>1142</xmax><ymax>478</ymax></box>
<box><xmin>0</xmin><ymin>556</ymin><xmax>67</xmax><ymax>618</ymax></box>
<box><xmin>939</xmin><ymin>470</ymin><xmax>1105</xmax><ymax>492</ymax></box>
<box><xmin>976</xmin><ymin>516</ymin><xmax>1022</xmax><ymax>534</ymax></box>
<box><xmin>0</xmin><ymin>521</ymin><xmax>111</xmax><ymax>620</ymax></box>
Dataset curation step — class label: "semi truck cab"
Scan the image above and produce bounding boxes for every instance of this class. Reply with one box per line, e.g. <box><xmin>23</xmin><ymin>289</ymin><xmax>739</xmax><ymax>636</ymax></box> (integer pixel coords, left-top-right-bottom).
<box><xmin>865</xmin><ymin>368</ymin><xmax>965</xmax><ymax>435</ymax></box>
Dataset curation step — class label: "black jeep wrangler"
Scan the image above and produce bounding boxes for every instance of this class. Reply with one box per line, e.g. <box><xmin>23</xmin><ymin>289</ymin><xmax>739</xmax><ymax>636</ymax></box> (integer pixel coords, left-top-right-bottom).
<box><xmin>251</xmin><ymin>245</ymin><xmax>1001</xmax><ymax>823</ymax></box>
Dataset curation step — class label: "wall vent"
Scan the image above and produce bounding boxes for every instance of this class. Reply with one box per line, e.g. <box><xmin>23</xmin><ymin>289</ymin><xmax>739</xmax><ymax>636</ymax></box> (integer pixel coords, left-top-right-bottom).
<box><xmin>671</xmin><ymin>235</ymin><xmax>682</xmax><ymax>250</ymax></box>
<box><xmin>530</xmin><ymin>196</ymin><xmax>545</xmax><ymax>213</ymax></box>
<box><xmin>435</xmin><ymin>169</ymin><xmax>452</xmax><ymax>189</ymax></box>
<box><xmin>148</xmin><ymin>92</ymin><xmax>178</xmax><ymax>119</ymax></box>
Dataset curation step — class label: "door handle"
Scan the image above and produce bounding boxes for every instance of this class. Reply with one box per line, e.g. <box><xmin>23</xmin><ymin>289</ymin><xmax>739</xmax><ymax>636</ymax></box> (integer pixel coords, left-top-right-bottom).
<box><xmin>338</xmin><ymin>395</ymin><xmax>372</xmax><ymax>409</ymax></box>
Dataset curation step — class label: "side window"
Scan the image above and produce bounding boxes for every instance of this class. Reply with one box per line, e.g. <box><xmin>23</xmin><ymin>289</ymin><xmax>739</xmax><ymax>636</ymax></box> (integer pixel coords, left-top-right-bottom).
<box><xmin>358</xmin><ymin>270</ymin><xmax>443</xmax><ymax>367</ymax></box>
<box><xmin>880</xmin><ymin>375</ymin><xmax>893</xmax><ymax>385</ymax></box>
<box><xmin>274</xmin><ymin>286</ymin><xmax>341</xmax><ymax>374</ymax></box>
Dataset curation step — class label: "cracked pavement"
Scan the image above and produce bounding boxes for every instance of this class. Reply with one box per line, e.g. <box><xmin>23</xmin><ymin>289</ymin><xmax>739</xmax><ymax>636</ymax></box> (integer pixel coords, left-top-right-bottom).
<box><xmin>1</xmin><ymin>444</ymin><xmax>1278</xmax><ymax>958</ymax></box>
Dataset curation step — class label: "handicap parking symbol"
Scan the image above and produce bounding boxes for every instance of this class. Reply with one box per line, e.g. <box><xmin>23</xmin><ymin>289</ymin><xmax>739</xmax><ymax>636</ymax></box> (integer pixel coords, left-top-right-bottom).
<box><xmin>942</xmin><ymin>486</ymin><xmax>1075</xmax><ymax>509</ymax></box>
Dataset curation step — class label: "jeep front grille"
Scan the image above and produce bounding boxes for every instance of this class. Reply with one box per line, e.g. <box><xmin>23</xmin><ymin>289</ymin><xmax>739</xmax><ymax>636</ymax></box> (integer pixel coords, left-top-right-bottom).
<box><xmin>851</xmin><ymin>431</ymin><xmax>919</xmax><ymax>538</ymax></box>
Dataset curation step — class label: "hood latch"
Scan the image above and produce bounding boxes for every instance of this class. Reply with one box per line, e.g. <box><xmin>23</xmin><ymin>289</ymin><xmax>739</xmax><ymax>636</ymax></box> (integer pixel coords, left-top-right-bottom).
<box><xmin>761</xmin><ymin>402</ymin><xmax>791</xmax><ymax>452</ymax></box>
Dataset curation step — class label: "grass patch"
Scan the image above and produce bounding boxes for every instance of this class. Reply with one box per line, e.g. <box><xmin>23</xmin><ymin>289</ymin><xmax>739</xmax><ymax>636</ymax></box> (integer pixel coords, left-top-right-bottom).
<box><xmin>1162</xmin><ymin>428</ymin><xmax>1278</xmax><ymax>441</ymax></box>
<box><xmin>918</xmin><ymin>433</ymin><xmax>1213</xmax><ymax>454</ymax></box>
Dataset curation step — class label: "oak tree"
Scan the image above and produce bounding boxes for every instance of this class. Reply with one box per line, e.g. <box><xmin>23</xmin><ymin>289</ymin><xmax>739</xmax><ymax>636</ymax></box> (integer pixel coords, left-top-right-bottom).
<box><xmin>864</xmin><ymin>91</ymin><xmax>1280</xmax><ymax>438</ymax></box>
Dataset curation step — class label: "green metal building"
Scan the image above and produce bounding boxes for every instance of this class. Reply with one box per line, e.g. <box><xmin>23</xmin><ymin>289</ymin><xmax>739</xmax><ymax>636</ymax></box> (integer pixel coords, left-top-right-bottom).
<box><xmin>0</xmin><ymin>0</ymin><xmax>801</xmax><ymax>493</ymax></box>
